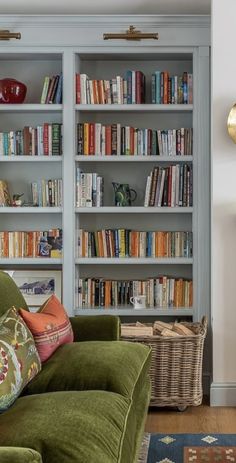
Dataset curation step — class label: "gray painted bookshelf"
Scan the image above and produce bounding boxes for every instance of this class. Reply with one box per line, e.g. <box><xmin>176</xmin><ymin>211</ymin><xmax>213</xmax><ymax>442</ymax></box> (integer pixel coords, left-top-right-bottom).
<box><xmin>0</xmin><ymin>15</ymin><xmax>210</xmax><ymax>328</ymax></box>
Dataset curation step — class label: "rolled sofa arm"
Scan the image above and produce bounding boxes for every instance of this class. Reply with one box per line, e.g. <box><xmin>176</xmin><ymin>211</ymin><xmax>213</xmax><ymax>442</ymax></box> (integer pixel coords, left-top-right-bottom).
<box><xmin>70</xmin><ymin>315</ymin><xmax>120</xmax><ymax>342</ymax></box>
<box><xmin>0</xmin><ymin>447</ymin><xmax>42</xmax><ymax>463</ymax></box>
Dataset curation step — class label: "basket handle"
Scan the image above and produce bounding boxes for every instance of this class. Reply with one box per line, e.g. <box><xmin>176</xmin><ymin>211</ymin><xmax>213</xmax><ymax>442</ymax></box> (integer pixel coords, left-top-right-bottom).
<box><xmin>201</xmin><ymin>316</ymin><xmax>207</xmax><ymax>331</ymax></box>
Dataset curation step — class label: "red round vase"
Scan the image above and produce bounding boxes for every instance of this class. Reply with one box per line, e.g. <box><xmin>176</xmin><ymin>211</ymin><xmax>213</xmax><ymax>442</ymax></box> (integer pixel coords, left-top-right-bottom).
<box><xmin>0</xmin><ymin>78</ymin><xmax>27</xmax><ymax>104</ymax></box>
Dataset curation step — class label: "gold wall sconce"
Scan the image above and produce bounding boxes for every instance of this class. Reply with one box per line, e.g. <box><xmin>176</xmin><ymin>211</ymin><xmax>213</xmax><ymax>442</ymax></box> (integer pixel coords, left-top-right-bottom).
<box><xmin>227</xmin><ymin>103</ymin><xmax>236</xmax><ymax>143</ymax></box>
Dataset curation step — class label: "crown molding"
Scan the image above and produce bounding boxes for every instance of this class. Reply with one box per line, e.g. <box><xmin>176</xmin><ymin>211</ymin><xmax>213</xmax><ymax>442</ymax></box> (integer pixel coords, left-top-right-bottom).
<box><xmin>0</xmin><ymin>14</ymin><xmax>211</xmax><ymax>29</ymax></box>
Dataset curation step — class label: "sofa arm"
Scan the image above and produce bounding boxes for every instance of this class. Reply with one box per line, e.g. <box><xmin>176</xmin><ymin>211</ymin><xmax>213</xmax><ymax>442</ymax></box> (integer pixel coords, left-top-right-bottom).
<box><xmin>70</xmin><ymin>315</ymin><xmax>120</xmax><ymax>342</ymax></box>
<box><xmin>0</xmin><ymin>447</ymin><xmax>42</xmax><ymax>463</ymax></box>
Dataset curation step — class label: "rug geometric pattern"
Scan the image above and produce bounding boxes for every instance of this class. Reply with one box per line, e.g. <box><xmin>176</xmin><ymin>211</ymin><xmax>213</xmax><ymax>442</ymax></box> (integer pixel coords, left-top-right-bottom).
<box><xmin>138</xmin><ymin>434</ymin><xmax>236</xmax><ymax>463</ymax></box>
<box><xmin>184</xmin><ymin>446</ymin><xmax>236</xmax><ymax>462</ymax></box>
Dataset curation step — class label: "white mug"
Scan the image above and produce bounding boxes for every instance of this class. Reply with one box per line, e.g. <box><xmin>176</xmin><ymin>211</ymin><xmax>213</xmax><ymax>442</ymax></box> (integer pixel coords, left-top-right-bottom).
<box><xmin>130</xmin><ymin>295</ymin><xmax>146</xmax><ymax>309</ymax></box>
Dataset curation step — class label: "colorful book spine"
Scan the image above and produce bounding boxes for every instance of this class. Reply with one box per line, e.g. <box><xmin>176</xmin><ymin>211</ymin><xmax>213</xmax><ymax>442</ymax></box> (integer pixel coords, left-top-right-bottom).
<box><xmin>144</xmin><ymin>164</ymin><xmax>193</xmax><ymax>207</ymax></box>
<box><xmin>0</xmin><ymin>124</ymin><xmax>63</xmax><ymax>156</ymax></box>
<box><xmin>76</xmin><ymin>123</ymin><xmax>193</xmax><ymax>157</ymax></box>
<box><xmin>31</xmin><ymin>179</ymin><xmax>62</xmax><ymax>207</ymax></box>
<box><xmin>76</xmin><ymin>169</ymin><xmax>104</xmax><ymax>207</ymax></box>
<box><xmin>40</xmin><ymin>74</ymin><xmax>63</xmax><ymax>104</ymax></box>
<box><xmin>75</xmin><ymin>71</ymin><xmax>146</xmax><ymax>104</ymax></box>
<box><xmin>0</xmin><ymin>229</ymin><xmax>62</xmax><ymax>258</ymax></box>
<box><xmin>77</xmin><ymin>276</ymin><xmax>193</xmax><ymax>308</ymax></box>
<box><xmin>77</xmin><ymin>229</ymin><xmax>193</xmax><ymax>258</ymax></box>
<box><xmin>151</xmin><ymin>71</ymin><xmax>193</xmax><ymax>104</ymax></box>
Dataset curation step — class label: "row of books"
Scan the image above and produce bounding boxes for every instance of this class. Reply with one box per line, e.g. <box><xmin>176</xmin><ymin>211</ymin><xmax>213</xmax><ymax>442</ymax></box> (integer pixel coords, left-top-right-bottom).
<box><xmin>0</xmin><ymin>124</ymin><xmax>63</xmax><ymax>156</ymax></box>
<box><xmin>77</xmin><ymin>229</ymin><xmax>193</xmax><ymax>258</ymax></box>
<box><xmin>40</xmin><ymin>74</ymin><xmax>63</xmax><ymax>104</ymax></box>
<box><xmin>76</xmin><ymin>71</ymin><xmax>145</xmax><ymax>104</ymax></box>
<box><xmin>0</xmin><ymin>229</ymin><xmax>63</xmax><ymax>258</ymax></box>
<box><xmin>144</xmin><ymin>165</ymin><xmax>193</xmax><ymax>207</ymax></box>
<box><xmin>76</xmin><ymin>169</ymin><xmax>104</xmax><ymax>207</ymax></box>
<box><xmin>151</xmin><ymin>71</ymin><xmax>193</xmax><ymax>104</ymax></box>
<box><xmin>77</xmin><ymin>123</ymin><xmax>193</xmax><ymax>157</ymax></box>
<box><xmin>31</xmin><ymin>179</ymin><xmax>63</xmax><ymax>207</ymax></box>
<box><xmin>77</xmin><ymin>276</ymin><xmax>193</xmax><ymax>308</ymax></box>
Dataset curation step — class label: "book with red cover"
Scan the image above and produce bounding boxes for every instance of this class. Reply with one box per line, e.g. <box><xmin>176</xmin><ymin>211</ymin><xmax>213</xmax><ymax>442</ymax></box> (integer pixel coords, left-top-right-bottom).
<box><xmin>76</xmin><ymin>74</ymin><xmax>81</xmax><ymax>104</ymax></box>
<box><xmin>105</xmin><ymin>125</ymin><xmax>112</xmax><ymax>155</ymax></box>
<box><xmin>136</xmin><ymin>71</ymin><xmax>145</xmax><ymax>104</ymax></box>
<box><xmin>43</xmin><ymin>123</ymin><xmax>49</xmax><ymax>155</ymax></box>
<box><xmin>23</xmin><ymin>126</ymin><xmax>30</xmax><ymax>155</ymax></box>
<box><xmin>89</xmin><ymin>123</ymin><xmax>95</xmax><ymax>155</ymax></box>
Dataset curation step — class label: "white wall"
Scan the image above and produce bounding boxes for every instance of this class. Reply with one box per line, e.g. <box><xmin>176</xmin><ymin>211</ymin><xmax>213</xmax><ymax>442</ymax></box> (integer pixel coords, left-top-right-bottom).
<box><xmin>0</xmin><ymin>0</ymin><xmax>210</xmax><ymax>14</ymax></box>
<box><xmin>211</xmin><ymin>0</ymin><xmax>236</xmax><ymax>405</ymax></box>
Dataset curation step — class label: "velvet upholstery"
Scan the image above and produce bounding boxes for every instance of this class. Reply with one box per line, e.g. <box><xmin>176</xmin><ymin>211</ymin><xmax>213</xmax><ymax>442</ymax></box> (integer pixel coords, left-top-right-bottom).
<box><xmin>23</xmin><ymin>341</ymin><xmax>151</xmax><ymax>398</ymax></box>
<box><xmin>0</xmin><ymin>271</ymin><xmax>28</xmax><ymax>316</ymax></box>
<box><xmin>70</xmin><ymin>315</ymin><xmax>120</xmax><ymax>341</ymax></box>
<box><xmin>0</xmin><ymin>447</ymin><xmax>42</xmax><ymax>463</ymax></box>
<box><xmin>0</xmin><ymin>390</ymin><xmax>151</xmax><ymax>463</ymax></box>
<box><xmin>0</xmin><ymin>271</ymin><xmax>151</xmax><ymax>463</ymax></box>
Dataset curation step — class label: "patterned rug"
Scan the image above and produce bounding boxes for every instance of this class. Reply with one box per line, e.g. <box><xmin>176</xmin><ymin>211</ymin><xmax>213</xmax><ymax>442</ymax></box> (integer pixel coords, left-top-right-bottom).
<box><xmin>138</xmin><ymin>434</ymin><xmax>236</xmax><ymax>463</ymax></box>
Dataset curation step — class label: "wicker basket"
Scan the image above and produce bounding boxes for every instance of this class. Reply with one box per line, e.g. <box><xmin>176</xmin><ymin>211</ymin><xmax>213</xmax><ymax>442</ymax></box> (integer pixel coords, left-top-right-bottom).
<box><xmin>121</xmin><ymin>317</ymin><xmax>207</xmax><ymax>409</ymax></box>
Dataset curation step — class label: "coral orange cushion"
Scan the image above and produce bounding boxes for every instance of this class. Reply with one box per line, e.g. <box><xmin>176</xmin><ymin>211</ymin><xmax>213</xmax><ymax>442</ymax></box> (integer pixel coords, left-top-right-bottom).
<box><xmin>19</xmin><ymin>295</ymin><xmax>74</xmax><ymax>362</ymax></box>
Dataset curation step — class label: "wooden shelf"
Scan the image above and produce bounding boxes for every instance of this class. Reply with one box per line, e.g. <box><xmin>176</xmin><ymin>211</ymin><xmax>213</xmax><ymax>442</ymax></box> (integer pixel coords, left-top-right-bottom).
<box><xmin>0</xmin><ymin>207</ymin><xmax>62</xmax><ymax>213</ymax></box>
<box><xmin>0</xmin><ymin>156</ymin><xmax>62</xmax><ymax>162</ymax></box>
<box><xmin>75</xmin><ymin>207</ymin><xmax>193</xmax><ymax>213</ymax></box>
<box><xmin>75</xmin><ymin>258</ymin><xmax>193</xmax><ymax>265</ymax></box>
<box><xmin>75</xmin><ymin>155</ymin><xmax>193</xmax><ymax>162</ymax></box>
<box><xmin>75</xmin><ymin>104</ymin><xmax>193</xmax><ymax>112</ymax></box>
<box><xmin>75</xmin><ymin>307</ymin><xmax>194</xmax><ymax>316</ymax></box>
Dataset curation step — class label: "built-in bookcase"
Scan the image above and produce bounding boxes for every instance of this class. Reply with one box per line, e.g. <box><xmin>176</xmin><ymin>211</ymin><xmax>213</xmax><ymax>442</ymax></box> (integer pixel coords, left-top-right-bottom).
<box><xmin>74</xmin><ymin>50</ymin><xmax>194</xmax><ymax>317</ymax></box>
<box><xmin>0</xmin><ymin>53</ymin><xmax>63</xmax><ymax>271</ymax></box>
<box><xmin>0</xmin><ymin>16</ymin><xmax>210</xmax><ymax>328</ymax></box>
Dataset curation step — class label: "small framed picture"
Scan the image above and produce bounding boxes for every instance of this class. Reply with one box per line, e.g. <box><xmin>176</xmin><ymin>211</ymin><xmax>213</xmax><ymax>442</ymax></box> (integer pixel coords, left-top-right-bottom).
<box><xmin>4</xmin><ymin>270</ymin><xmax>62</xmax><ymax>311</ymax></box>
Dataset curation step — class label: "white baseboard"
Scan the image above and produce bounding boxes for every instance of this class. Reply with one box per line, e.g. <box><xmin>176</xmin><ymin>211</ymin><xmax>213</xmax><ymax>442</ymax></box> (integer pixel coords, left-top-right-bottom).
<box><xmin>210</xmin><ymin>382</ymin><xmax>236</xmax><ymax>406</ymax></box>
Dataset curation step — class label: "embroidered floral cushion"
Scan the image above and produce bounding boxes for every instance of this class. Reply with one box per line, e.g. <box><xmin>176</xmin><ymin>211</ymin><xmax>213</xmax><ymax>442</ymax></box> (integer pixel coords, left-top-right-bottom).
<box><xmin>0</xmin><ymin>307</ymin><xmax>41</xmax><ymax>412</ymax></box>
<box><xmin>19</xmin><ymin>295</ymin><xmax>74</xmax><ymax>363</ymax></box>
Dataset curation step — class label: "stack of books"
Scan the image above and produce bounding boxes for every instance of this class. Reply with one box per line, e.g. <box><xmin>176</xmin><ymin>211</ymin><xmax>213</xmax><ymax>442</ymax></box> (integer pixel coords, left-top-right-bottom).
<box><xmin>121</xmin><ymin>323</ymin><xmax>154</xmax><ymax>337</ymax></box>
<box><xmin>0</xmin><ymin>228</ymin><xmax>62</xmax><ymax>258</ymax></box>
<box><xmin>77</xmin><ymin>276</ymin><xmax>193</xmax><ymax>308</ymax></box>
<box><xmin>77</xmin><ymin>229</ymin><xmax>193</xmax><ymax>258</ymax></box>
<box><xmin>31</xmin><ymin>179</ymin><xmax>63</xmax><ymax>207</ymax></box>
<box><xmin>0</xmin><ymin>124</ymin><xmax>63</xmax><ymax>156</ymax></box>
<box><xmin>144</xmin><ymin>164</ymin><xmax>193</xmax><ymax>207</ymax></box>
<box><xmin>151</xmin><ymin>71</ymin><xmax>193</xmax><ymax>104</ymax></box>
<box><xmin>76</xmin><ymin>168</ymin><xmax>104</xmax><ymax>207</ymax></box>
<box><xmin>75</xmin><ymin>71</ymin><xmax>145</xmax><ymax>104</ymax></box>
<box><xmin>40</xmin><ymin>74</ymin><xmax>63</xmax><ymax>104</ymax></box>
<box><xmin>77</xmin><ymin>123</ymin><xmax>193</xmax><ymax>157</ymax></box>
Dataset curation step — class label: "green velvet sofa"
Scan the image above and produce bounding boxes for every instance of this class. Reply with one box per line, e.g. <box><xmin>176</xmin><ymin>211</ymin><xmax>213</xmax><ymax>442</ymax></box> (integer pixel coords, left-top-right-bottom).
<box><xmin>0</xmin><ymin>271</ymin><xmax>151</xmax><ymax>463</ymax></box>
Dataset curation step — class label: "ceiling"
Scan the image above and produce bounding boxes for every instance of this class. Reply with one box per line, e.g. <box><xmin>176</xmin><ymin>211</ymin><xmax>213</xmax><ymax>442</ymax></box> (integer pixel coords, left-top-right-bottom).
<box><xmin>0</xmin><ymin>0</ymin><xmax>211</xmax><ymax>15</ymax></box>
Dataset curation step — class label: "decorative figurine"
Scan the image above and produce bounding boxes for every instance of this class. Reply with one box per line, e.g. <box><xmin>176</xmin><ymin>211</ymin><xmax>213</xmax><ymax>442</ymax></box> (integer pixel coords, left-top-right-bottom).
<box><xmin>12</xmin><ymin>193</ymin><xmax>24</xmax><ymax>207</ymax></box>
<box><xmin>112</xmin><ymin>182</ymin><xmax>137</xmax><ymax>206</ymax></box>
<box><xmin>0</xmin><ymin>78</ymin><xmax>27</xmax><ymax>104</ymax></box>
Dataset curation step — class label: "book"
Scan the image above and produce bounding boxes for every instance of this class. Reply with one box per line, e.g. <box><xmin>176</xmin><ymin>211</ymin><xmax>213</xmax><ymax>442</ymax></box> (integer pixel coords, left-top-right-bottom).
<box><xmin>40</xmin><ymin>77</ymin><xmax>50</xmax><ymax>104</ymax></box>
<box><xmin>76</xmin><ymin>276</ymin><xmax>193</xmax><ymax>309</ymax></box>
<box><xmin>0</xmin><ymin>181</ymin><xmax>11</xmax><ymax>206</ymax></box>
<box><xmin>0</xmin><ymin>124</ymin><xmax>63</xmax><ymax>157</ymax></box>
<box><xmin>40</xmin><ymin>74</ymin><xmax>63</xmax><ymax>104</ymax></box>
<box><xmin>76</xmin><ymin>123</ymin><xmax>193</xmax><ymax>157</ymax></box>
<box><xmin>77</xmin><ymin>229</ymin><xmax>193</xmax><ymax>258</ymax></box>
<box><xmin>144</xmin><ymin>164</ymin><xmax>193</xmax><ymax>207</ymax></box>
<box><xmin>0</xmin><ymin>228</ymin><xmax>62</xmax><ymax>258</ymax></box>
<box><xmin>75</xmin><ymin>70</ymin><xmax>146</xmax><ymax>104</ymax></box>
